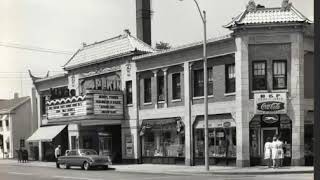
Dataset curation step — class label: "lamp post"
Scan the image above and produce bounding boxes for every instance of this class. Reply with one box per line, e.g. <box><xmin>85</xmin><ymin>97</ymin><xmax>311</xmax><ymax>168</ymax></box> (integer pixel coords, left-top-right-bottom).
<box><xmin>180</xmin><ymin>0</ymin><xmax>209</xmax><ymax>171</ymax></box>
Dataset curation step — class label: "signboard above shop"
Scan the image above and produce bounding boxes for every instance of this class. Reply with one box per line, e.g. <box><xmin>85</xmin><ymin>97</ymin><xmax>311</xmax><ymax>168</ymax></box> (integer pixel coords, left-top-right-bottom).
<box><xmin>46</xmin><ymin>90</ymin><xmax>123</xmax><ymax>120</ymax></box>
<box><xmin>254</xmin><ymin>93</ymin><xmax>287</xmax><ymax>114</ymax></box>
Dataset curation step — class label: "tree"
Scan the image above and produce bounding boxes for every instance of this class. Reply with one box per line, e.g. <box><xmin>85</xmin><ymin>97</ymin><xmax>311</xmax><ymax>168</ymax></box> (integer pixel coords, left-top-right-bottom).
<box><xmin>155</xmin><ymin>41</ymin><xmax>171</xmax><ymax>50</ymax></box>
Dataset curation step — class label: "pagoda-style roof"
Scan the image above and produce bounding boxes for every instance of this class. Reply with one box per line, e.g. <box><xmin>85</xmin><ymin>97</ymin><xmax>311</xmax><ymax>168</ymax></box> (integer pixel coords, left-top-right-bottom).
<box><xmin>224</xmin><ymin>0</ymin><xmax>312</xmax><ymax>29</ymax></box>
<box><xmin>63</xmin><ymin>30</ymin><xmax>155</xmax><ymax>70</ymax></box>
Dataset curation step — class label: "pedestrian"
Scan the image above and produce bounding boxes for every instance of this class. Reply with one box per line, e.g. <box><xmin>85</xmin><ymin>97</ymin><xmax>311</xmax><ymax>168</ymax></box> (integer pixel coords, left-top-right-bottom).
<box><xmin>264</xmin><ymin>137</ymin><xmax>272</xmax><ymax>168</ymax></box>
<box><xmin>271</xmin><ymin>136</ymin><xmax>279</xmax><ymax>168</ymax></box>
<box><xmin>277</xmin><ymin>137</ymin><xmax>284</xmax><ymax>167</ymax></box>
<box><xmin>54</xmin><ymin>145</ymin><xmax>61</xmax><ymax>161</ymax></box>
<box><xmin>22</xmin><ymin>149</ymin><xmax>28</xmax><ymax>163</ymax></box>
<box><xmin>18</xmin><ymin>149</ymin><xmax>23</xmax><ymax>163</ymax></box>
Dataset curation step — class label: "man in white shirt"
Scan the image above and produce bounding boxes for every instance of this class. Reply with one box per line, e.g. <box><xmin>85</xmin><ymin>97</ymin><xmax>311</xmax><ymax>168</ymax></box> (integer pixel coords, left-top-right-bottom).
<box><xmin>55</xmin><ymin>145</ymin><xmax>61</xmax><ymax>160</ymax></box>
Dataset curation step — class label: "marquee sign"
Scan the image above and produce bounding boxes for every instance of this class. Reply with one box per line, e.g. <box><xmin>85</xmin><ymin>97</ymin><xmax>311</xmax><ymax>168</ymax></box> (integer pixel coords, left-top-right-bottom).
<box><xmin>47</xmin><ymin>90</ymin><xmax>123</xmax><ymax>120</ymax></box>
<box><xmin>254</xmin><ymin>93</ymin><xmax>287</xmax><ymax>114</ymax></box>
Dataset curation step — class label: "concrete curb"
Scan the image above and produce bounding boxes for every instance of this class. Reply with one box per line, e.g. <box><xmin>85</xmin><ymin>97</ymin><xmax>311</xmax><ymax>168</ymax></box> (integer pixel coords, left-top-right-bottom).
<box><xmin>113</xmin><ymin>169</ymin><xmax>314</xmax><ymax>176</ymax></box>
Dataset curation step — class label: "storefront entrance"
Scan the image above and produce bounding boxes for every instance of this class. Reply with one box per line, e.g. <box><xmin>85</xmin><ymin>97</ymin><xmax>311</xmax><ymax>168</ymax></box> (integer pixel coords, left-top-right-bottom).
<box><xmin>98</xmin><ymin>133</ymin><xmax>112</xmax><ymax>156</ymax></box>
<box><xmin>250</xmin><ymin>114</ymin><xmax>292</xmax><ymax>166</ymax></box>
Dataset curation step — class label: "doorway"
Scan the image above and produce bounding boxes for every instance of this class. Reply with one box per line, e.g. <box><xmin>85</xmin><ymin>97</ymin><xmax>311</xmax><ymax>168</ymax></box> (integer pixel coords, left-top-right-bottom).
<box><xmin>261</xmin><ymin>127</ymin><xmax>278</xmax><ymax>165</ymax></box>
<box><xmin>98</xmin><ymin>134</ymin><xmax>112</xmax><ymax>156</ymax></box>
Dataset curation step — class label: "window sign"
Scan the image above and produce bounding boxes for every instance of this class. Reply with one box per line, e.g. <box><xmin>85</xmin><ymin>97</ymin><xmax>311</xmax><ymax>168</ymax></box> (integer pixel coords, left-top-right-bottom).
<box><xmin>125</xmin><ymin>135</ymin><xmax>134</xmax><ymax>157</ymax></box>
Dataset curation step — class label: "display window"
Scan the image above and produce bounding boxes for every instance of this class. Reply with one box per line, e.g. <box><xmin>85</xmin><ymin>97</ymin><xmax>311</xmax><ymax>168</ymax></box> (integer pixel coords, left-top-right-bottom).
<box><xmin>141</xmin><ymin>120</ymin><xmax>185</xmax><ymax>157</ymax></box>
<box><xmin>194</xmin><ymin>127</ymin><xmax>236</xmax><ymax>158</ymax></box>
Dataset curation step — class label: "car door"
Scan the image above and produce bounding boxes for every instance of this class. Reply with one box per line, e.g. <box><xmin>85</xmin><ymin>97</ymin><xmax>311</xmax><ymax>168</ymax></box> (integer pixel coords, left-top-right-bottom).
<box><xmin>67</xmin><ymin>150</ymin><xmax>77</xmax><ymax>166</ymax></box>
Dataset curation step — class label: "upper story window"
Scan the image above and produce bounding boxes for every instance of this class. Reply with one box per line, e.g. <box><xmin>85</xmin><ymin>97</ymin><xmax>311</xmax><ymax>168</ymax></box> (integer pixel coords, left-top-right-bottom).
<box><xmin>5</xmin><ymin>120</ymin><xmax>9</xmax><ymax>127</ymax></box>
<box><xmin>273</xmin><ymin>60</ymin><xmax>287</xmax><ymax>89</ymax></box>
<box><xmin>144</xmin><ymin>78</ymin><xmax>152</xmax><ymax>103</ymax></box>
<box><xmin>172</xmin><ymin>73</ymin><xmax>181</xmax><ymax>100</ymax></box>
<box><xmin>252</xmin><ymin>61</ymin><xmax>267</xmax><ymax>90</ymax></box>
<box><xmin>157</xmin><ymin>76</ymin><xmax>164</xmax><ymax>101</ymax></box>
<box><xmin>41</xmin><ymin>96</ymin><xmax>47</xmax><ymax>115</ymax></box>
<box><xmin>193</xmin><ymin>68</ymin><xmax>213</xmax><ymax>97</ymax></box>
<box><xmin>126</xmin><ymin>81</ymin><xmax>133</xmax><ymax>105</ymax></box>
<box><xmin>225</xmin><ymin>64</ymin><xmax>235</xmax><ymax>93</ymax></box>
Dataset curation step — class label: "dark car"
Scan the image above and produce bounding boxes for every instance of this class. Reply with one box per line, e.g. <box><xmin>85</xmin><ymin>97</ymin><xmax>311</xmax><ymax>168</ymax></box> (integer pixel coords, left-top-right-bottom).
<box><xmin>56</xmin><ymin>149</ymin><xmax>112</xmax><ymax>170</ymax></box>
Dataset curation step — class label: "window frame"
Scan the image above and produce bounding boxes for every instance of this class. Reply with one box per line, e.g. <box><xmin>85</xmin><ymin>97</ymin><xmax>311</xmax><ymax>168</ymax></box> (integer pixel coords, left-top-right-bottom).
<box><xmin>193</xmin><ymin>68</ymin><xmax>213</xmax><ymax>97</ymax></box>
<box><xmin>157</xmin><ymin>75</ymin><xmax>165</xmax><ymax>102</ymax></box>
<box><xmin>172</xmin><ymin>73</ymin><xmax>181</xmax><ymax>100</ymax></box>
<box><xmin>144</xmin><ymin>78</ymin><xmax>152</xmax><ymax>103</ymax></box>
<box><xmin>225</xmin><ymin>63</ymin><xmax>236</xmax><ymax>93</ymax></box>
<box><xmin>272</xmin><ymin>60</ymin><xmax>287</xmax><ymax>90</ymax></box>
<box><xmin>125</xmin><ymin>81</ymin><xmax>133</xmax><ymax>105</ymax></box>
<box><xmin>252</xmin><ymin>60</ymin><xmax>267</xmax><ymax>91</ymax></box>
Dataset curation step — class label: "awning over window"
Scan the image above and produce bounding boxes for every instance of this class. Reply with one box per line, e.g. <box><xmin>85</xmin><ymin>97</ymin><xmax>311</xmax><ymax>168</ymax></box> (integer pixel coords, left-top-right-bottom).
<box><xmin>140</xmin><ymin>118</ymin><xmax>184</xmax><ymax>136</ymax></box>
<box><xmin>194</xmin><ymin>114</ymin><xmax>235</xmax><ymax>129</ymax></box>
<box><xmin>27</xmin><ymin>125</ymin><xmax>66</xmax><ymax>142</ymax></box>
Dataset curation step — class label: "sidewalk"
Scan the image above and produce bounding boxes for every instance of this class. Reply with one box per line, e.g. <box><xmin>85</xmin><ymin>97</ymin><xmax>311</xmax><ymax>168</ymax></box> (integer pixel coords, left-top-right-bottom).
<box><xmin>0</xmin><ymin>159</ymin><xmax>313</xmax><ymax>175</ymax></box>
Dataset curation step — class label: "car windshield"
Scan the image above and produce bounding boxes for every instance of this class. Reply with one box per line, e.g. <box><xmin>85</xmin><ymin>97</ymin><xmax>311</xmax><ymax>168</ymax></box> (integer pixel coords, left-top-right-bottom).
<box><xmin>79</xmin><ymin>149</ymin><xmax>97</xmax><ymax>156</ymax></box>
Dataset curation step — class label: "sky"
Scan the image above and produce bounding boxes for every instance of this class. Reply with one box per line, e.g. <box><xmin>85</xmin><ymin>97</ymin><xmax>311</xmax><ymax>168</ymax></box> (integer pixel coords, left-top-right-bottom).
<box><xmin>0</xmin><ymin>0</ymin><xmax>313</xmax><ymax>99</ymax></box>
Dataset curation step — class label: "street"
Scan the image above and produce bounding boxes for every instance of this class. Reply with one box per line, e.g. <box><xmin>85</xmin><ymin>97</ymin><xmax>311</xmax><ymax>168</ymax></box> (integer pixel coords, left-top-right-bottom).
<box><xmin>0</xmin><ymin>164</ymin><xmax>313</xmax><ymax>180</ymax></box>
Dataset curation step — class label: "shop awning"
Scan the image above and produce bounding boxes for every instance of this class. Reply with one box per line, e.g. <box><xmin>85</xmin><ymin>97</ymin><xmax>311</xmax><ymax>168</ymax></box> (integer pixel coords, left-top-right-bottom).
<box><xmin>194</xmin><ymin>114</ymin><xmax>235</xmax><ymax>129</ymax></box>
<box><xmin>27</xmin><ymin>125</ymin><xmax>66</xmax><ymax>142</ymax></box>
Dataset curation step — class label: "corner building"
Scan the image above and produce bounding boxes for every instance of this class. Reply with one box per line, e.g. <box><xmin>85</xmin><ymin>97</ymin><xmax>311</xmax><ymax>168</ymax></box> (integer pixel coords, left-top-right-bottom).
<box><xmin>28</xmin><ymin>1</ymin><xmax>314</xmax><ymax>167</ymax></box>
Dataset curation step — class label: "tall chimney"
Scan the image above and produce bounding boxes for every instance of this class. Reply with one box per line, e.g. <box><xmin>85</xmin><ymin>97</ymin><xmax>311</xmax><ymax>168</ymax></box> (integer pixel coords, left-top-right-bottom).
<box><xmin>136</xmin><ymin>0</ymin><xmax>152</xmax><ymax>45</ymax></box>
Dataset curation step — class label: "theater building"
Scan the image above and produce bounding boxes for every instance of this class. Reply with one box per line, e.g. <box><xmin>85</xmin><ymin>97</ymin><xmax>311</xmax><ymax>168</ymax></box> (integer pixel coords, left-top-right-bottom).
<box><xmin>28</xmin><ymin>1</ymin><xmax>313</xmax><ymax>167</ymax></box>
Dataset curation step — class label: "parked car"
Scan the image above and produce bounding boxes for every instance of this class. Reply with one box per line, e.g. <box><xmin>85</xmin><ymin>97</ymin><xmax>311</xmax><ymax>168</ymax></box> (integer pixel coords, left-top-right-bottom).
<box><xmin>56</xmin><ymin>149</ymin><xmax>111</xmax><ymax>170</ymax></box>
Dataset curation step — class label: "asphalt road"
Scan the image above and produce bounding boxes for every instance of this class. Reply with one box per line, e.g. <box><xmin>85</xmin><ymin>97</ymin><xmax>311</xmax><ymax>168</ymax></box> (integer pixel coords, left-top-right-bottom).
<box><xmin>0</xmin><ymin>164</ymin><xmax>313</xmax><ymax>180</ymax></box>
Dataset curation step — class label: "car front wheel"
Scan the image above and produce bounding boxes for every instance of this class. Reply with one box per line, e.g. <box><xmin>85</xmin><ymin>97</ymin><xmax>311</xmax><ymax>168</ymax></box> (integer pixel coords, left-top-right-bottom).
<box><xmin>56</xmin><ymin>163</ymin><xmax>60</xmax><ymax>168</ymax></box>
<box><xmin>83</xmin><ymin>161</ymin><xmax>90</xmax><ymax>171</ymax></box>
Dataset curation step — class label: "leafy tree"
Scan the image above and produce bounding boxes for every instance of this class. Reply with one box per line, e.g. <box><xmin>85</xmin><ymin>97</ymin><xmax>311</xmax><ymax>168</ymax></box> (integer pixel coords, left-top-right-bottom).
<box><xmin>155</xmin><ymin>41</ymin><xmax>171</xmax><ymax>50</ymax></box>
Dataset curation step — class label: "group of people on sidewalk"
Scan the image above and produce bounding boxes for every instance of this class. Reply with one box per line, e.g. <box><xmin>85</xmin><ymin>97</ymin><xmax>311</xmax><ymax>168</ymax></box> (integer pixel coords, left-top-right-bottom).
<box><xmin>15</xmin><ymin>148</ymin><xmax>28</xmax><ymax>163</ymax></box>
<box><xmin>264</xmin><ymin>135</ymin><xmax>284</xmax><ymax>168</ymax></box>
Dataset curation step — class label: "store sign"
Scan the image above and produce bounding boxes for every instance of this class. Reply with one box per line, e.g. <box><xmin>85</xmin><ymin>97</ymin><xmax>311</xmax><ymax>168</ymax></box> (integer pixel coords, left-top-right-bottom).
<box><xmin>262</xmin><ymin>115</ymin><xmax>279</xmax><ymax>124</ymax></box>
<box><xmin>195</xmin><ymin>119</ymin><xmax>236</xmax><ymax>129</ymax></box>
<box><xmin>125</xmin><ymin>135</ymin><xmax>134</xmax><ymax>157</ymax></box>
<box><xmin>47</xmin><ymin>96</ymin><xmax>87</xmax><ymax>119</ymax></box>
<box><xmin>93</xmin><ymin>94</ymin><xmax>123</xmax><ymax>116</ymax></box>
<box><xmin>254</xmin><ymin>93</ymin><xmax>287</xmax><ymax>114</ymax></box>
<box><xmin>47</xmin><ymin>91</ymin><xmax>123</xmax><ymax>120</ymax></box>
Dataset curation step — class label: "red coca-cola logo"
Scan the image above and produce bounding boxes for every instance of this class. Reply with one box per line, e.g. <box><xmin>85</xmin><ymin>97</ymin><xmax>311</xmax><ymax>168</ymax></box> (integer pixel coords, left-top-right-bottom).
<box><xmin>257</xmin><ymin>101</ymin><xmax>284</xmax><ymax>111</ymax></box>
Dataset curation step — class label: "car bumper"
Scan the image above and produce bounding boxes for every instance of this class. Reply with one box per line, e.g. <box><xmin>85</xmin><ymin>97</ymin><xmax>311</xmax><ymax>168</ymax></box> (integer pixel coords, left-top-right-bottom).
<box><xmin>89</xmin><ymin>162</ymin><xmax>112</xmax><ymax>166</ymax></box>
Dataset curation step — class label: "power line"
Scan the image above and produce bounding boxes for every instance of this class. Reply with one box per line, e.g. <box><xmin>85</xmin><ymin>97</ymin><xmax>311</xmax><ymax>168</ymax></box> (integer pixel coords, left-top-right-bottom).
<box><xmin>0</xmin><ymin>42</ymin><xmax>74</xmax><ymax>55</ymax></box>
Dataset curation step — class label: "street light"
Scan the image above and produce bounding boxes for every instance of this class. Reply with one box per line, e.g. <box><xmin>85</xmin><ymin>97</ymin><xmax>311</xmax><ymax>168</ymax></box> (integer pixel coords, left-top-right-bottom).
<box><xmin>180</xmin><ymin>0</ymin><xmax>209</xmax><ymax>171</ymax></box>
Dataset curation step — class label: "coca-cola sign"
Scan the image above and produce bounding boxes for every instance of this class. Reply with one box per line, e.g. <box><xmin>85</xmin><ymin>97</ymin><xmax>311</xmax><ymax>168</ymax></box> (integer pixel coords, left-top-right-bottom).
<box><xmin>254</xmin><ymin>93</ymin><xmax>287</xmax><ymax>114</ymax></box>
<box><xmin>257</xmin><ymin>101</ymin><xmax>285</xmax><ymax>111</ymax></box>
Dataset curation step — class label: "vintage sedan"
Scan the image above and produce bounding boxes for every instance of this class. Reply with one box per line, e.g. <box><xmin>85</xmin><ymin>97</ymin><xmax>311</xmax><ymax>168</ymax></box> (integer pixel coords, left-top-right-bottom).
<box><xmin>56</xmin><ymin>149</ymin><xmax>112</xmax><ymax>170</ymax></box>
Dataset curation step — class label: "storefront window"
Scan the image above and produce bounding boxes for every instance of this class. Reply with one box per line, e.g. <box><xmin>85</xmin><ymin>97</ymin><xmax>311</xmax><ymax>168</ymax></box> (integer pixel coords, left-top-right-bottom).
<box><xmin>142</xmin><ymin>121</ymin><xmax>184</xmax><ymax>157</ymax></box>
<box><xmin>195</xmin><ymin>127</ymin><xmax>236</xmax><ymax>158</ymax></box>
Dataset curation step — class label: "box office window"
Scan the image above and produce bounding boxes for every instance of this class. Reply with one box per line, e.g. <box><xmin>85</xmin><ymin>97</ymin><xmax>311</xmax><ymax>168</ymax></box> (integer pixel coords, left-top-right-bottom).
<box><xmin>142</xmin><ymin>122</ymin><xmax>185</xmax><ymax>157</ymax></box>
<box><xmin>158</xmin><ymin>76</ymin><xmax>164</xmax><ymax>101</ymax></box>
<box><xmin>225</xmin><ymin>64</ymin><xmax>235</xmax><ymax>93</ymax></box>
<box><xmin>252</xmin><ymin>61</ymin><xmax>267</xmax><ymax>90</ymax></box>
<box><xmin>195</xmin><ymin>127</ymin><xmax>236</xmax><ymax>158</ymax></box>
<box><xmin>193</xmin><ymin>68</ymin><xmax>213</xmax><ymax>97</ymax></box>
<box><xmin>172</xmin><ymin>73</ymin><xmax>181</xmax><ymax>100</ymax></box>
<box><xmin>273</xmin><ymin>60</ymin><xmax>287</xmax><ymax>90</ymax></box>
<box><xmin>144</xmin><ymin>78</ymin><xmax>152</xmax><ymax>103</ymax></box>
<box><xmin>126</xmin><ymin>81</ymin><xmax>133</xmax><ymax>105</ymax></box>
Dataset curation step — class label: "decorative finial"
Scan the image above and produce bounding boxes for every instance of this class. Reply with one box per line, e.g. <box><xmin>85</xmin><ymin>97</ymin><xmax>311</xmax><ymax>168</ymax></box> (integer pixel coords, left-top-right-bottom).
<box><xmin>281</xmin><ymin>0</ymin><xmax>292</xmax><ymax>11</ymax></box>
<box><xmin>124</xmin><ymin>29</ymin><xmax>131</xmax><ymax>35</ymax></box>
<box><xmin>246</xmin><ymin>0</ymin><xmax>257</xmax><ymax>12</ymax></box>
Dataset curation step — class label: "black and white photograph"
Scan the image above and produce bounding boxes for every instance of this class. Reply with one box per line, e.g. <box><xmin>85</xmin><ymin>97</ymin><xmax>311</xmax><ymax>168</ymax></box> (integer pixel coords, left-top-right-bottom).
<box><xmin>0</xmin><ymin>0</ymin><xmax>317</xmax><ymax>179</ymax></box>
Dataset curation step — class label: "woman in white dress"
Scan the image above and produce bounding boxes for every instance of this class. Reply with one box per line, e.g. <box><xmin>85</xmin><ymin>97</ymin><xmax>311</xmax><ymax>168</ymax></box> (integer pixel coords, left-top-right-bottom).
<box><xmin>264</xmin><ymin>137</ymin><xmax>272</xmax><ymax>168</ymax></box>
<box><xmin>271</xmin><ymin>136</ymin><xmax>278</xmax><ymax>168</ymax></box>
<box><xmin>277</xmin><ymin>137</ymin><xmax>284</xmax><ymax>167</ymax></box>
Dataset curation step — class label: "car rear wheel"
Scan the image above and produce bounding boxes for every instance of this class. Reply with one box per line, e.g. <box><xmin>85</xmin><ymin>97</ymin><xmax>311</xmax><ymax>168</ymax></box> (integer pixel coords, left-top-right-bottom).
<box><xmin>83</xmin><ymin>161</ymin><xmax>90</xmax><ymax>171</ymax></box>
<box><xmin>56</xmin><ymin>163</ymin><xmax>60</xmax><ymax>168</ymax></box>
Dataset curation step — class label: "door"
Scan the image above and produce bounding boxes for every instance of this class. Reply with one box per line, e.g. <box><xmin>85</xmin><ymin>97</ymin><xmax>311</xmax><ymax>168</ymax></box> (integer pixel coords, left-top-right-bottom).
<box><xmin>99</xmin><ymin>136</ymin><xmax>112</xmax><ymax>156</ymax></box>
<box><xmin>261</xmin><ymin>128</ymin><xmax>278</xmax><ymax>164</ymax></box>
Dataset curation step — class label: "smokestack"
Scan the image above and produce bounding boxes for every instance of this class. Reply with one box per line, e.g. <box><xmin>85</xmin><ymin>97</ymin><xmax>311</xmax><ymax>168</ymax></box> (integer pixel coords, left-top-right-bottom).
<box><xmin>136</xmin><ymin>0</ymin><xmax>152</xmax><ymax>45</ymax></box>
